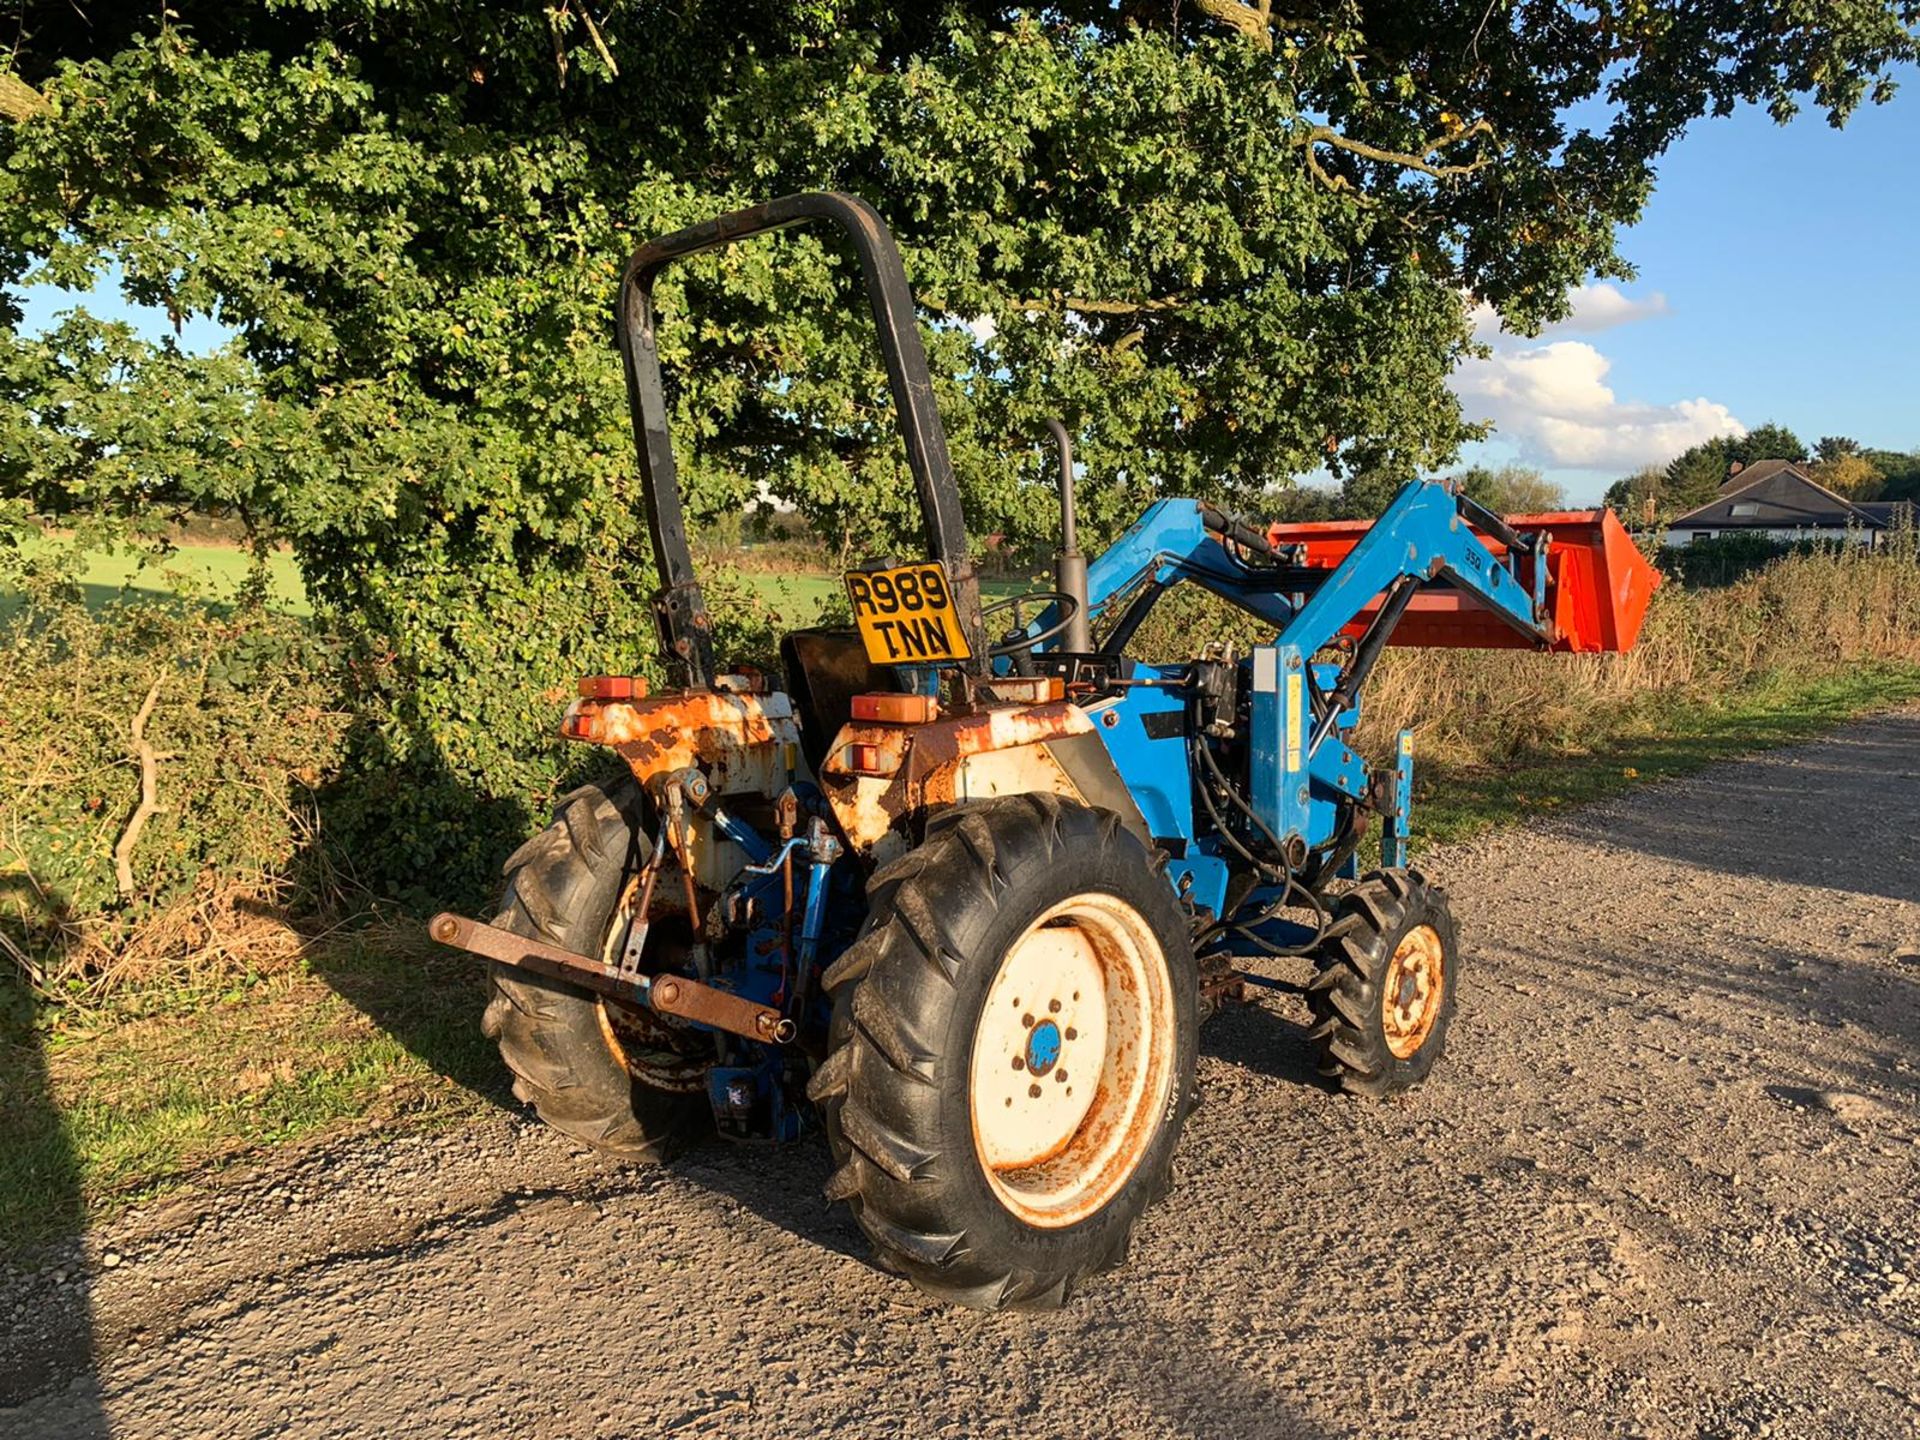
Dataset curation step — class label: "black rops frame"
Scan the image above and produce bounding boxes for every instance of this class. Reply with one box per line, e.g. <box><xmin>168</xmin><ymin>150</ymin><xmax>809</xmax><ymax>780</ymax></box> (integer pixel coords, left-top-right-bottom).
<box><xmin>616</xmin><ymin>190</ymin><xmax>990</xmax><ymax>686</ymax></box>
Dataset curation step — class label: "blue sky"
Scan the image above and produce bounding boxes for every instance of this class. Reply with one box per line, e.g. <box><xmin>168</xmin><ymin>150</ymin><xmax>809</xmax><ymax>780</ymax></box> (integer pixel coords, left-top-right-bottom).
<box><xmin>12</xmin><ymin>73</ymin><xmax>1918</xmax><ymax>507</ymax></box>
<box><xmin>1457</xmin><ymin>73</ymin><xmax>1920</xmax><ymax>501</ymax></box>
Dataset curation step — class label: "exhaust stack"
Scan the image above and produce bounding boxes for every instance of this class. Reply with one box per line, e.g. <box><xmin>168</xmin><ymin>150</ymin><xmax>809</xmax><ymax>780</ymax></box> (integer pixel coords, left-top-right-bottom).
<box><xmin>1045</xmin><ymin>418</ymin><xmax>1093</xmax><ymax>652</ymax></box>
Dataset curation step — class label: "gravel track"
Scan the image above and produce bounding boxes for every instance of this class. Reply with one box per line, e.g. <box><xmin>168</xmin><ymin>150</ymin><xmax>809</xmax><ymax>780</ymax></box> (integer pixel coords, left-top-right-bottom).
<box><xmin>5</xmin><ymin>710</ymin><xmax>1918</xmax><ymax>1439</ymax></box>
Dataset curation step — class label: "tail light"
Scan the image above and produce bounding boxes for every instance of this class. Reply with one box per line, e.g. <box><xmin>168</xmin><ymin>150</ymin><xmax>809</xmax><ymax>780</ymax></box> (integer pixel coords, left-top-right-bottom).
<box><xmin>850</xmin><ymin>692</ymin><xmax>940</xmax><ymax>724</ymax></box>
<box><xmin>578</xmin><ymin>675</ymin><xmax>648</xmax><ymax>701</ymax></box>
<box><xmin>845</xmin><ymin>742</ymin><xmax>899</xmax><ymax>777</ymax></box>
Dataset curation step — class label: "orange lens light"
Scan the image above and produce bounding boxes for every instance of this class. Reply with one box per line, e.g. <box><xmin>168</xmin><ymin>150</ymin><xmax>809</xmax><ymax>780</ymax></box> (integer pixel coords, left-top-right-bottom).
<box><xmin>846</xmin><ymin>742</ymin><xmax>893</xmax><ymax>775</ymax></box>
<box><xmin>577</xmin><ymin>675</ymin><xmax>648</xmax><ymax>701</ymax></box>
<box><xmin>560</xmin><ymin>708</ymin><xmax>603</xmax><ymax>742</ymax></box>
<box><xmin>849</xmin><ymin>692</ymin><xmax>940</xmax><ymax>724</ymax></box>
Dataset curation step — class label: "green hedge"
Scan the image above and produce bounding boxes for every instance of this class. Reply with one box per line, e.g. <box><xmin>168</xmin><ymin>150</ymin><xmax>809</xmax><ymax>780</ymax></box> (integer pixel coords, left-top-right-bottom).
<box><xmin>1657</xmin><ymin>532</ymin><xmax>1851</xmax><ymax>588</ymax></box>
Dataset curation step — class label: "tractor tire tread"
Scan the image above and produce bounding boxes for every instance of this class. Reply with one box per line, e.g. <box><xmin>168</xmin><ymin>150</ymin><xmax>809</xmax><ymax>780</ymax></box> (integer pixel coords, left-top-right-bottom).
<box><xmin>814</xmin><ymin>795</ymin><xmax>1197</xmax><ymax>1310</ymax></box>
<box><xmin>484</xmin><ymin>778</ymin><xmax>706</xmax><ymax>1162</ymax></box>
<box><xmin>1304</xmin><ymin>868</ymin><xmax>1458</xmax><ymax>1100</ymax></box>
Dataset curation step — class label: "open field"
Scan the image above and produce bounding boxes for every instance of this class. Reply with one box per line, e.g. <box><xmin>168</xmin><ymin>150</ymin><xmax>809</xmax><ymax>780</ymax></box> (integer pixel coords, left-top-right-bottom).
<box><xmin>4</xmin><ymin>713</ymin><xmax>1917</xmax><ymax>1437</ymax></box>
<box><xmin>0</xmin><ymin>538</ymin><xmax>1037</xmax><ymax>623</ymax></box>
<box><xmin>1</xmin><ymin>540</ymin><xmax>310</xmax><ymax>616</ymax></box>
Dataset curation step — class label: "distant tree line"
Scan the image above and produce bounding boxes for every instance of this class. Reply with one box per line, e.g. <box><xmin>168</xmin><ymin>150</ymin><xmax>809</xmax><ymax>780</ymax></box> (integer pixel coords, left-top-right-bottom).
<box><xmin>1263</xmin><ymin>463</ymin><xmax>1567</xmax><ymax>523</ymax></box>
<box><xmin>1602</xmin><ymin>424</ymin><xmax>1920</xmax><ymax>524</ymax></box>
<box><xmin>1272</xmin><ymin>425</ymin><xmax>1920</xmax><ymax>532</ymax></box>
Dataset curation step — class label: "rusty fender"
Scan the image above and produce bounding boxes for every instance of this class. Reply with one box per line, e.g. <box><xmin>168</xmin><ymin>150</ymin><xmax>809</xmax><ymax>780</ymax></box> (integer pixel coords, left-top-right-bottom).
<box><xmin>816</xmin><ymin>701</ymin><xmax>1143</xmax><ymax>860</ymax></box>
<box><xmin>560</xmin><ymin>686</ymin><xmax>801</xmax><ymax>792</ymax></box>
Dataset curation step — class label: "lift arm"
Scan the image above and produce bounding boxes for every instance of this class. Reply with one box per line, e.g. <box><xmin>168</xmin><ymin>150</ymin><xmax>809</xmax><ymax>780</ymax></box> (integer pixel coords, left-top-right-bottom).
<box><xmin>1278</xmin><ymin>480</ymin><xmax>1550</xmax><ymax>656</ymax></box>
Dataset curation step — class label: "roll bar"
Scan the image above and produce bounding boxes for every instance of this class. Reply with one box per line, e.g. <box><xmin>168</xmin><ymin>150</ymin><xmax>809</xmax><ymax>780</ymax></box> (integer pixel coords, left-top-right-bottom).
<box><xmin>616</xmin><ymin>191</ymin><xmax>988</xmax><ymax>684</ymax></box>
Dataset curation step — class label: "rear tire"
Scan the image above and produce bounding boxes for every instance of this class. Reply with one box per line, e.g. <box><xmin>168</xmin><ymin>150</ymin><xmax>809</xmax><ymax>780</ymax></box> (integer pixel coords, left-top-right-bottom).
<box><xmin>480</xmin><ymin>780</ymin><xmax>708</xmax><ymax>1161</ymax></box>
<box><xmin>809</xmin><ymin>794</ymin><xmax>1198</xmax><ymax>1310</ymax></box>
<box><xmin>1306</xmin><ymin>868</ymin><xmax>1457</xmax><ymax>1098</ymax></box>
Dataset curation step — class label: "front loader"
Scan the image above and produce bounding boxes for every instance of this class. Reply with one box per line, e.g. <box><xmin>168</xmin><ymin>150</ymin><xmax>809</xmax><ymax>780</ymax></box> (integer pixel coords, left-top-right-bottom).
<box><xmin>430</xmin><ymin>192</ymin><xmax>1659</xmax><ymax>1310</ymax></box>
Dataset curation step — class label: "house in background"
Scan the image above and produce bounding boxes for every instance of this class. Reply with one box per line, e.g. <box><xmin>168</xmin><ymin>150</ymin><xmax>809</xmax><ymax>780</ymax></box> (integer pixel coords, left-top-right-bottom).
<box><xmin>1663</xmin><ymin>459</ymin><xmax>1900</xmax><ymax>547</ymax></box>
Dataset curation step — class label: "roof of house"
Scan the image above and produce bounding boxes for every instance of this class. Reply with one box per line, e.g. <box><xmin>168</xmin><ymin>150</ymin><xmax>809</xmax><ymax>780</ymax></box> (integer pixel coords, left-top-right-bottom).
<box><xmin>1856</xmin><ymin>500</ymin><xmax>1916</xmax><ymax>528</ymax></box>
<box><xmin>1714</xmin><ymin>458</ymin><xmax>1798</xmax><ymax>491</ymax></box>
<box><xmin>1669</xmin><ymin>461</ymin><xmax>1883</xmax><ymax>531</ymax></box>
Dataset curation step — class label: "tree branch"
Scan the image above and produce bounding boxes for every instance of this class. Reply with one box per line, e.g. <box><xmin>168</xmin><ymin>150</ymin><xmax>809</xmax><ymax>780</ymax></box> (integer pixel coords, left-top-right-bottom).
<box><xmin>579</xmin><ymin>5</ymin><xmax>620</xmax><ymax>78</ymax></box>
<box><xmin>1012</xmin><ymin>295</ymin><xmax>1186</xmax><ymax>315</ymax></box>
<box><xmin>1300</xmin><ymin>118</ymin><xmax>1497</xmax><ymax>189</ymax></box>
<box><xmin>1180</xmin><ymin>1</ymin><xmax>1327</xmax><ymax>50</ymax></box>
<box><xmin>1188</xmin><ymin>0</ymin><xmax>1276</xmax><ymax>51</ymax></box>
<box><xmin>113</xmin><ymin>678</ymin><xmax>168</xmax><ymax>898</ymax></box>
<box><xmin>0</xmin><ymin>72</ymin><xmax>50</xmax><ymax>124</ymax></box>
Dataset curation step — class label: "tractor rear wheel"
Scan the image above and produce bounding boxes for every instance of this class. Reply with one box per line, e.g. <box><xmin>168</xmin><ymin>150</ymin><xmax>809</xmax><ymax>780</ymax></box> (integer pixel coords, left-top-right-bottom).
<box><xmin>809</xmin><ymin>794</ymin><xmax>1198</xmax><ymax>1310</ymax></box>
<box><xmin>480</xmin><ymin>780</ymin><xmax>709</xmax><ymax>1161</ymax></box>
<box><xmin>1305</xmin><ymin>868</ymin><xmax>1458</xmax><ymax>1098</ymax></box>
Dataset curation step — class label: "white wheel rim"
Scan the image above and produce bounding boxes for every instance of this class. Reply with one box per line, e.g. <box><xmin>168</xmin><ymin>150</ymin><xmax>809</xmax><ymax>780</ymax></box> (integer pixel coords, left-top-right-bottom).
<box><xmin>968</xmin><ymin>892</ymin><xmax>1176</xmax><ymax>1229</ymax></box>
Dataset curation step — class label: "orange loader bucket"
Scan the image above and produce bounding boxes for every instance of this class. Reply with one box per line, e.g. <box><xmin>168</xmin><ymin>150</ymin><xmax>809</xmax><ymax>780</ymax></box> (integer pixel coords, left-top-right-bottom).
<box><xmin>1265</xmin><ymin>509</ymin><xmax>1661</xmax><ymax>654</ymax></box>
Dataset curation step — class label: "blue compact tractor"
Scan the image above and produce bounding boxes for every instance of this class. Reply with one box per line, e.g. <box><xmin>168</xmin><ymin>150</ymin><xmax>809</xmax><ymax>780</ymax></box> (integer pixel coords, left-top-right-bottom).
<box><xmin>431</xmin><ymin>193</ymin><xmax>1658</xmax><ymax>1310</ymax></box>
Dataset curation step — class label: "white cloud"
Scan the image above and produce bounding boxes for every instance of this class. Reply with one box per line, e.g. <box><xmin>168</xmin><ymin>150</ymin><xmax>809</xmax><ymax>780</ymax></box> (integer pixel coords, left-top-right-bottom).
<box><xmin>1466</xmin><ymin>282</ymin><xmax>1671</xmax><ymax>345</ymax></box>
<box><xmin>1453</xmin><ymin>286</ymin><xmax>1738</xmax><ymax>471</ymax></box>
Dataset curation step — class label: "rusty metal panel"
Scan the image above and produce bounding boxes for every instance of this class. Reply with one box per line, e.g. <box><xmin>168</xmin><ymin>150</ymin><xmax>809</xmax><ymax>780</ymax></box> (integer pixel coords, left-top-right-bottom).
<box><xmin>816</xmin><ymin>702</ymin><xmax>1102</xmax><ymax>857</ymax></box>
<box><xmin>561</xmin><ymin>688</ymin><xmax>801</xmax><ymax>792</ymax></box>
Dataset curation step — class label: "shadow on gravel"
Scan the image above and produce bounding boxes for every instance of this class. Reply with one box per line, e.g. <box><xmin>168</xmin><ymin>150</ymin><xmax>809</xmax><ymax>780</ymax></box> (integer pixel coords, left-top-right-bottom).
<box><xmin>1200</xmin><ymin>993</ymin><xmax>1336</xmax><ymax>1093</ymax></box>
<box><xmin>0</xmin><ymin>879</ymin><xmax>109</xmax><ymax>1436</ymax></box>
<box><xmin>674</xmin><ymin>1138</ymin><xmax>873</xmax><ymax>1264</ymax></box>
<box><xmin>1105</xmin><ymin>1316</ymin><xmax>1342</xmax><ymax>1439</ymax></box>
<box><xmin>1585</xmin><ymin>712</ymin><xmax>1920</xmax><ymax>906</ymax></box>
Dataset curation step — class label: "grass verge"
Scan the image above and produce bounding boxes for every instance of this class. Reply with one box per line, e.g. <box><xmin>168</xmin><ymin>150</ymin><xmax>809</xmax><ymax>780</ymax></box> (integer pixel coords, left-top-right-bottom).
<box><xmin>0</xmin><ymin>928</ymin><xmax>496</xmax><ymax>1253</ymax></box>
<box><xmin>1414</xmin><ymin>661</ymin><xmax>1920</xmax><ymax>844</ymax></box>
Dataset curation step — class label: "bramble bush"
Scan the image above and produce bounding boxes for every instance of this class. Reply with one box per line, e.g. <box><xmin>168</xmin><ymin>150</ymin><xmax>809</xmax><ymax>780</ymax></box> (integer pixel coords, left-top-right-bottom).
<box><xmin>0</xmin><ymin>581</ymin><xmax>350</xmax><ymax>995</ymax></box>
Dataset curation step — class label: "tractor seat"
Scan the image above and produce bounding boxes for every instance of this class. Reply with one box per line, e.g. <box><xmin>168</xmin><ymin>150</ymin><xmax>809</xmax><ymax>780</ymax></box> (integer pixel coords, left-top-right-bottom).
<box><xmin>780</xmin><ymin>628</ymin><xmax>899</xmax><ymax>776</ymax></box>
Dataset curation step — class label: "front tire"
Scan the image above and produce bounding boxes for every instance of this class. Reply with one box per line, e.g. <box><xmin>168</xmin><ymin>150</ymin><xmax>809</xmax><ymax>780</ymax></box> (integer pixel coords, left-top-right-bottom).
<box><xmin>809</xmin><ymin>794</ymin><xmax>1198</xmax><ymax>1310</ymax></box>
<box><xmin>1306</xmin><ymin>868</ymin><xmax>1458</xmax><ymax>1098</ymax></box>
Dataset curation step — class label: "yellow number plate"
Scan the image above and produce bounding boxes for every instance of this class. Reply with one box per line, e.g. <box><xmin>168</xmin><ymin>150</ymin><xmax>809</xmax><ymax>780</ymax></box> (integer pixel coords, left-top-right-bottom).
<box><xmin>844</xmin><ymin>561</ymin><xmax>973</xmax><ymax>665</ymax></box>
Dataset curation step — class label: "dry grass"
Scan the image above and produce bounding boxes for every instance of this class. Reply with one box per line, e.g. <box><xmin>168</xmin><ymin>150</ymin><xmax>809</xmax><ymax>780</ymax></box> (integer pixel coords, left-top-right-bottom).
<box><xmin>1353</xmin><ymin>532</ymin><xmax>1920</xmax><ymax>765</ymax></box>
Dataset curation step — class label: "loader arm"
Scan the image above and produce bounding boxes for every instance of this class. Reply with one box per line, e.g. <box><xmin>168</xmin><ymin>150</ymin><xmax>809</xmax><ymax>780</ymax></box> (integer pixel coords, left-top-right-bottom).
<box><xmin>1044</xmin><ymin>478</ymin><xmax>1658</xmax><ymax>883</ymax></box>
<box><xmin>1062</xmin><ymin>481</ymin><xmax>1555</xmax><ymax>656</ymax></box>
<box><xmin>1277</xmin><ymin>480</ymin><xmax>1551</xmax><ymax>654</ymax></box>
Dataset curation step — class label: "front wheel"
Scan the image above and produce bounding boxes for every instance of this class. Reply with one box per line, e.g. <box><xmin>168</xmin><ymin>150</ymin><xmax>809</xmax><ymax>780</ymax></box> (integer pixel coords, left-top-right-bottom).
<box><xmin>1306</xmin><ymin>868</ymin><xmax>1458</xmax><ymax>1098</ymax></box>
<box><xmin>808</xmin><ymin>794</ymin><xmax>1198</xmax><ymax>1310</ymax></box>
